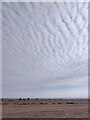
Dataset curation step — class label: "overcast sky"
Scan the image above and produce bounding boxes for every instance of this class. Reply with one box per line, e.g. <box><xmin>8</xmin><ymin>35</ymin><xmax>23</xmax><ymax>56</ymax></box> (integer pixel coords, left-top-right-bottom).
<box><xmin>2</xmin><ymin>2</ymin><xmax>88</xmax><ymax>98</ymax></box>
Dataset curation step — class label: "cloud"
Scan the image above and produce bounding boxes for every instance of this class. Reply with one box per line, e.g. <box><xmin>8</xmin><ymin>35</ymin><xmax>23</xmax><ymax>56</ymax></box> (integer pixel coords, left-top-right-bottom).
<box><xmin>2</xmin><ymin>2</ymin><xmax>88</xmax><ymax>98</ymax></box>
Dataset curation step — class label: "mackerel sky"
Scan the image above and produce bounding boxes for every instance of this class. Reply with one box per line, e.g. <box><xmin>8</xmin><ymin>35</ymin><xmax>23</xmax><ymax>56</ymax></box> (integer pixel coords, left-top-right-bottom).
<box><xmin>2</xmin><ymin>2</ymin><xmax>88</xmax><ymax>98</ymax></box>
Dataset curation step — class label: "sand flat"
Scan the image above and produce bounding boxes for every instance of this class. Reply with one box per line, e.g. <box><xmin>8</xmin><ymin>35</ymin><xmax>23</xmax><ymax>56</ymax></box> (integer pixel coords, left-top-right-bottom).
<box><xmin>0</xmin><ymin>100</ymin><xmax>2</xmax><ymax>119</ymax></box>
<box><xmin>2</xmin><ymin>99</ymin><xmax>88</xmax><ymax>118</ymax></box>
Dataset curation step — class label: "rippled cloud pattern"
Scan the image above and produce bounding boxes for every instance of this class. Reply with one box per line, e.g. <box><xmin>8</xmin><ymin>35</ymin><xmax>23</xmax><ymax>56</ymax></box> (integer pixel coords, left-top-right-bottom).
<box><xmin>2</xmin><ymin>2</ymin><xmax>88</xmax><ymax>98</ymax></box>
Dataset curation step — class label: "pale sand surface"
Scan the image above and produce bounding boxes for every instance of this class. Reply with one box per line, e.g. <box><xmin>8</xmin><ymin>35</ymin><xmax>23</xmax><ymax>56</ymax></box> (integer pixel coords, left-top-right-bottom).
<box><xmin>2</xmin><ymin>99</ymin><xmax>88</xmax><ymax>118</ymax></box>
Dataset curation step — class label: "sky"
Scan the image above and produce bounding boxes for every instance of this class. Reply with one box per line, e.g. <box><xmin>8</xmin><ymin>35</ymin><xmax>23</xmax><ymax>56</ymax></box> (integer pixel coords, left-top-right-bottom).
<box><xmin>2</xmin><ymin>2</ymin><xmax>88</xmax><ymax>98</ymax></box>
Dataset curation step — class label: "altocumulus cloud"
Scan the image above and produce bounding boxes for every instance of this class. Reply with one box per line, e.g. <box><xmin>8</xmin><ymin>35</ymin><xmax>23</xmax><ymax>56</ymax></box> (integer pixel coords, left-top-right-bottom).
<box><xmin>2</xmin><ymin>2</ymin><xmax>88</xmax><ymax>98</ymax></box>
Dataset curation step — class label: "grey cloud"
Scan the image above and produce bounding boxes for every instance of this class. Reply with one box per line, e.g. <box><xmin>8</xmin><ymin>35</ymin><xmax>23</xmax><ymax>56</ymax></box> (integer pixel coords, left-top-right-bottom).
<box><xmin>2</xmin><ymin>2</ymin><xmax>88</xmax><ymax>98</ymax></box>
